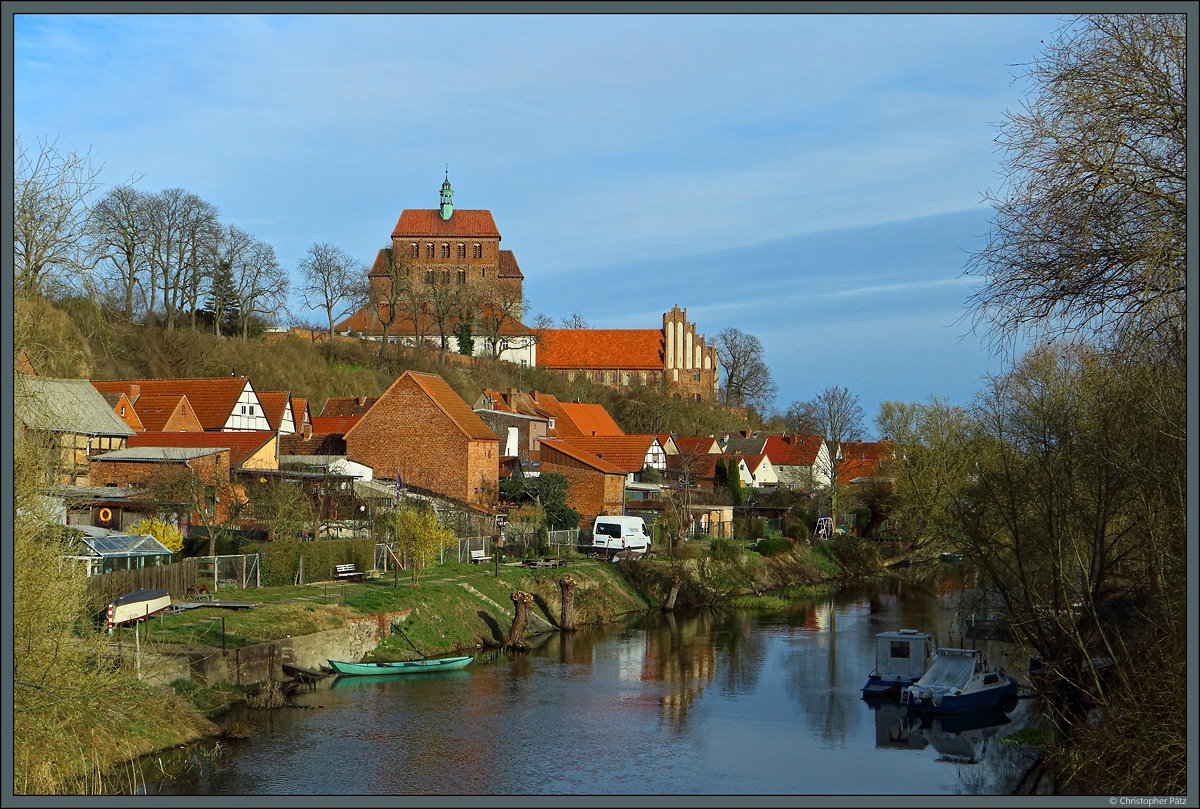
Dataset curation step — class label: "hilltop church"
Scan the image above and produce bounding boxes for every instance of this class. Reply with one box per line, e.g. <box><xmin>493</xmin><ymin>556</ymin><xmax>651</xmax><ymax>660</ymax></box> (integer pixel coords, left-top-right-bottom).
<box><xmin>336</xmin><ymin>176</ymin><xmax>720</xmax><ymax>401</ymax></box>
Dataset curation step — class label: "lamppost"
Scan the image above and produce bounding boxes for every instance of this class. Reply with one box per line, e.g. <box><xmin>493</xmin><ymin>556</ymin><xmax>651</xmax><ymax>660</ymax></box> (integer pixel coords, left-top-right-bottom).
<box><xmin>494</xmin><ymin>511</ymin><xmax>506</xmax><ymax>578</ymax></box>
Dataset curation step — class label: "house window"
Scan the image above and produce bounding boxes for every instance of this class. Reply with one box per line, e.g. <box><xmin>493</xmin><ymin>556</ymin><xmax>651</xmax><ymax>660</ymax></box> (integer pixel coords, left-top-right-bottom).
<box><xmin>120</xmin><ymin>405</ymin><xmax>126</xmax><ymax>417</ymax></box>
<box><xmin>481</xmin><ymin>268</ymin><xmax>486</xmax><ymax>279</ymax></box>
<box><xmin>473</xmin><ymin>243</ymin><xmax>482</xmax><ymax>258</ymax></box>
<box><xmin>426</xmin><ymin>243</ymin><xmax>435</xmax><ymax>258</ymax></box>
<box><xmin>241</xmin><ymin>405</ymin><xmax>246</xmax><ymax>415</ymax></box>
<box><xmin>441</xmin><ymin>243</ymin><xmax>450</xmax><ymax>258</ymax></box>
<box><xmin>457</xmin><ymin>243</ymin><xmax>466</xmax><ymax>258</ymax></box>
<box><xmin>411</xmin><ymin>242</ymin><xmax>419</xmax><ymax>258</ymax></box>
<box><xmin>249</xmin><ymin>405</ymin><xmax>255</xmax><ymax>415</ymax></box>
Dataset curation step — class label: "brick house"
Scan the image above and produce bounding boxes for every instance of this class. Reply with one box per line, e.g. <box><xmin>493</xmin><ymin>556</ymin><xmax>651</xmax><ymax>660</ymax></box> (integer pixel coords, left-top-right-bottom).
<box><xmin>100</xmin><ymin>391</ymin><xmax>144</xmax><ymax>432</ymax></box>
<box><xmin>343</xmin><ymin>371</ymin><xmax>499</xmax><ymax>506</ymax></box>
<box><xmin>88</xmin><ymin>446</ymin><xmax>237</xmax><ymax>526</ymax></box>
<box><xmin>538</xmin><ymin>439</ymin><xmax>628</xmax><ymax>525</ymax></box>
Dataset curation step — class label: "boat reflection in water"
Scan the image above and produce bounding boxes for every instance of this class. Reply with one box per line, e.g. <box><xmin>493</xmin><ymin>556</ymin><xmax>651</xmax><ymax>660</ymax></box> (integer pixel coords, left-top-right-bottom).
<box><xmin>869</xmin><ymin>699</ymin><xmax>1017</xmax><ymax>764</ymax></box>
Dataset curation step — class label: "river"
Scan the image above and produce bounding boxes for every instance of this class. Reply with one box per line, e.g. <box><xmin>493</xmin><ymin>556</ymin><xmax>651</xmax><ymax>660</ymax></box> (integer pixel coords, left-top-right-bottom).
<box><xmin>141</xmin><ymin>576</ymin><xmax>1039</xmax><ymax>796</ymax></box>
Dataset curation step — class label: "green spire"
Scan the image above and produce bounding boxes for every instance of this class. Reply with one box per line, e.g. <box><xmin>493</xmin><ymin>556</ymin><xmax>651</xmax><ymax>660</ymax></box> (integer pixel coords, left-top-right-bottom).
<box><xmin>439</xmin><ymin>168</ymin><xmax>453</xmax><ymax>220</ymax></box>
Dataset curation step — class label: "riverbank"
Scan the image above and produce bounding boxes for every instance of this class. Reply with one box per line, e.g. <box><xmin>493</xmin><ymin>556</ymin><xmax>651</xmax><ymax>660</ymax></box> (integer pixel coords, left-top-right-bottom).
<box><xmin>76</xmin><ymin>539</ymin><xmax>871</xmax><ymax>792</ymax></box>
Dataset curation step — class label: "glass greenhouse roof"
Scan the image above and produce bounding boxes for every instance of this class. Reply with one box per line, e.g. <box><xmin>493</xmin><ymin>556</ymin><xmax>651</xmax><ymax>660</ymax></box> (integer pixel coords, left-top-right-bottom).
<box><xmin>71</xmin><ymin>527</ymin><xmax>172</xmax><ymax>558</ymax></box>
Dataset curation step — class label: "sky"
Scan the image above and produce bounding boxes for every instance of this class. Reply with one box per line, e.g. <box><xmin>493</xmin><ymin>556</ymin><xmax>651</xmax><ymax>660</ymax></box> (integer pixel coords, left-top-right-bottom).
<box><xmin>11</xmin><ymin>10</ymin><xmax>1076</xmax><ymax>433</ymax></box>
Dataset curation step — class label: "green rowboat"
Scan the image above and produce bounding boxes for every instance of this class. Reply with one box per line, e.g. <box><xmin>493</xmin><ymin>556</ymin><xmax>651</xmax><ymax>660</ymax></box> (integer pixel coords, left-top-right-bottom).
<box><xmin>327</xmin><ymin>656</ymin><xmax>474</xmax><ymax>676</ymax></box>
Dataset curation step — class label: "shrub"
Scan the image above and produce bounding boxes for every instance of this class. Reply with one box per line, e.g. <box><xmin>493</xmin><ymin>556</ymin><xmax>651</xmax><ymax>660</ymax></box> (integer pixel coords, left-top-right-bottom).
<box><xmin>709</xmin><ymin>538</ymin><xmax>739</xmax><ymax>561</ymax></box>
<box><xmin>754</xmin><ymin>537</ymin><xmax>793</xmax><ymax>557</ymax></box>
<box><xmin>783</xmin><ymin>520</ymin><xmax>809</xmax><ymax>543</ymax></box>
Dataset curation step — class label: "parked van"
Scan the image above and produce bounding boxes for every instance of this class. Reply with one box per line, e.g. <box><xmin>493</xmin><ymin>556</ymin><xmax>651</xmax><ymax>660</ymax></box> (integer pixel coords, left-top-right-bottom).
<box><xmin>591</xmin><ymin>515</ymin><xmax>651</xmax><ymax>553</ymax></box>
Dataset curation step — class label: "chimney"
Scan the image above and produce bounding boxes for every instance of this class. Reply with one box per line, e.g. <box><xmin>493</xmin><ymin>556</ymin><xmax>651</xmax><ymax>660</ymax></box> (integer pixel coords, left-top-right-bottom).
<box><xmin>356</xmin><ymin>395</ymin><xmax>366</xmax><ymax>406</ymax></box>
<box><xmin>127</xmin><ymin>383</ymin><xmax>140</xmax><ymax>402</ymax></box>
<box><xmin>743</xmin><ymin>429</ymin><xmax>751</xmax><ymax>439</ymax></box>
<box><xmin>302</xmin><ymin>423</ymin><xmax>313</xmax><ymax>440</ymax></box>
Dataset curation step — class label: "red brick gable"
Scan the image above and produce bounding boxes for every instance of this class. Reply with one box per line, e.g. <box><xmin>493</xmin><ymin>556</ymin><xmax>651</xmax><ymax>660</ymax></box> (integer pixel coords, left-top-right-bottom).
<box><xmin>346</xmin><ymin>372</ymin><xmax>495</xmax><ymax>443</ymax></box>
<box><xmin>537</xmin><ymin>329</ymin><xmax>664</xmax><ymax>370</ymax></box>
<box><xmin>91</xmin><ymin>377</ymin><xmax>253</xmax><ymax>430</ymax></box>
<box><xmin>334</xmin><ymin>303</ymin><xmax>532</xmax><ymax>338</ymax></box>
<box><xmin>392</xmin><ymin>209</ymin><xmax>500</xmax><ymax>239</ymax></box>
<box><xmin>127</xmin><ymin>430</ymin><xmax>275</xmax><ymax>469</ymax></box>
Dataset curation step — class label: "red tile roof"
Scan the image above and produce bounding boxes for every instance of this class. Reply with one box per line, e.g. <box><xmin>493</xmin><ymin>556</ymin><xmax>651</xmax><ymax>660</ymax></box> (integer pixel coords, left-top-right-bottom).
<box><xmin>536</xmin><ymin>329</ymin><xmax>664</xmax><ymax>371</ymax></box>
<box><xmin>763</xmin><ymin>435</ymin><xmax>826</xmax><ymax>467</ymax></box>
<box><xmin>673</xmin><ymin>436</ymin><xmax>721</xmax><ymax>455</ymax></box>
<box><xmin>837</xmin><ymin>441</ymin><xmax>894</xmax><ymax>483</ymax></box>
<box><xmin>392</xmin><ymin>209</ymin><xmax>500</xmax><ymax>239</ymax></box>
<box><xmin>256</xmin><ymin>392</ymin><xmax>292</xmax><ymax>431</ymax></box>
<box><xmin>554</xmin><ymin>435</ymin><xmax>660</xmax><ymax>474</ymax></box>
<box><xmin>127</xmin><ymin>430</ymin><xmax>275</xmax><ymax>469</ymax></box>
<box><xmin>132</xmin><ymin>394</ymin><xmax>200</xmax><ymax>432</ymax></box>
<box><xmin>320</xmin><ymin>396</ymin><xmax>379</xmax><ymax>417</ymax></box>
<box><xmin>91</xmin><ymin>377</ymin><xmax>253</xmax><ymax>431</ymax></box>
<box><xmin>279</xmin><ymin>432</ymin><xmax>346</xmax><ymax>456</ymax></box>
<box><xmin>310</xmin><ymin>415</ymin><xmax>361</xmax><ymax>434</ymax></box>
<box><xmin>554</xmin><ymin>402</ymin><xmax>624</xmax><ymax>437</ymax></box>
<box><xmin>498</xmin><ymin>250</ymin><xmax>523</xmax><ymax>279</ymax></box>
<box><xmin>290</xmin><ymin>397</ymin><xmax>309</xmax><ymax>425</ymax></box>
<box><xmin>538</xmin><ymin>439</ymin><xmax>628</xmax><ymax>475</ymax></box>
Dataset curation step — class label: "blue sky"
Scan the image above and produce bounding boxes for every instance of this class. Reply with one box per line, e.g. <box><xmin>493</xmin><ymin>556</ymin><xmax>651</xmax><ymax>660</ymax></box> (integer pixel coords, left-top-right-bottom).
<box><xmin>12</xmin><ymin>11</ymin><xmax>1072</xmax><ymax>430</ymax></box>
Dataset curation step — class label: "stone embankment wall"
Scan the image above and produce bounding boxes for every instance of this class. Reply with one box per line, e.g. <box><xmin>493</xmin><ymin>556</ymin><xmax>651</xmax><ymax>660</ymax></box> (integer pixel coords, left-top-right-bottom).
<box><xmin>137</xmin><ymin>609</ymin><xmax>411</xmax><ymax>687</ymax></box>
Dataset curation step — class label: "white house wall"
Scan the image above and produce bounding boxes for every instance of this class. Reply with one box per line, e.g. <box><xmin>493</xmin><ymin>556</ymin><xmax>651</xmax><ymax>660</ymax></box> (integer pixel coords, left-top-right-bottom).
<box><xmin>223</xmin><ymin>382</ymin><xmax>273</xmax><ymax>431</ymax></box>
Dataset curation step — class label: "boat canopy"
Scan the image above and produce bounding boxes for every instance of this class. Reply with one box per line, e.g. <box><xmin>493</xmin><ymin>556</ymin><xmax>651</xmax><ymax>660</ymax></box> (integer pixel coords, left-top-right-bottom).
<box><xmin>874</xmin><ymin>630</ymin><xmax>931</xmax><ymax>681</ymax></box>
<box><xmin>913</xmin><ymin>649</ymin><xmax>978</xmax><ymax>691</ymax></box>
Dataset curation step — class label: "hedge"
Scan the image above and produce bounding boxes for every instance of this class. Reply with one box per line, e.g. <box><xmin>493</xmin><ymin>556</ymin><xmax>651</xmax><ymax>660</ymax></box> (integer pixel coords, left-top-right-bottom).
<box><xmin>241</xmin><ymin>538</ymin><xmax>378</xmax><ymax>587</ymax></box>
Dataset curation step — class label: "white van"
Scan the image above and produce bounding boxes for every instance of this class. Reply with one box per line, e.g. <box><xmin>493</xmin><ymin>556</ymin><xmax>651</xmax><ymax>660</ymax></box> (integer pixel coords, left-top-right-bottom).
<box><xmin>591</xmin><ymin>515</ymin><xmax>651</xmax><ymax>553</ymax></box>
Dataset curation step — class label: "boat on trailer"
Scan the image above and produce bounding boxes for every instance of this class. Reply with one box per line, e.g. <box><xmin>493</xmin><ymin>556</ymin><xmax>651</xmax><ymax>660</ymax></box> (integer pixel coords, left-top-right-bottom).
<box><xmin>327</xmin><ymin>656</ymin><xmax>474</xmax><ymax>676</ymax></box>
<box><xmin>901</xmin><ymin>648</ymin><xmax>1018</xmax><ymax>713</ymax></box>
<box><xmin>861</xmin><ymin>629</ymin><xmax>934</xmax><ymax>699</ymax></box>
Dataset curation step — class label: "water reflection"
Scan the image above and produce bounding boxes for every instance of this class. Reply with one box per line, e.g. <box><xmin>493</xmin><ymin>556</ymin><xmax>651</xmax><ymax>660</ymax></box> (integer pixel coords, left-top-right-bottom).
<box><xmin>140</xmin><ymin>578</ymin><xmax>1036</xmax><ymax>796</ymax></box>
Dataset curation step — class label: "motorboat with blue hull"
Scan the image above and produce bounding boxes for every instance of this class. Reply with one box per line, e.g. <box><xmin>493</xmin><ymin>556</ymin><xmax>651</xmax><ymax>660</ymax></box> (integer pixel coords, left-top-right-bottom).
<box><xmin>901</xmin><ymin>647</ymin><xmax>1018</xmax><ymax>713</ymax></box>
<box><xmin>861</xmin><ymin>629</ymin><xmax>934</xmax><ymax>699</ymax></box>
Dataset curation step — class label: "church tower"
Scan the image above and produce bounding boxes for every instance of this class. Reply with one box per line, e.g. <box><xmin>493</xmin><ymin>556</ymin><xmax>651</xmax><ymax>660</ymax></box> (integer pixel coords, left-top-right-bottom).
<box><xmin>439</xmin><ymin>171</ymin><xmax>454</xmax><ymax>220</ymax></box>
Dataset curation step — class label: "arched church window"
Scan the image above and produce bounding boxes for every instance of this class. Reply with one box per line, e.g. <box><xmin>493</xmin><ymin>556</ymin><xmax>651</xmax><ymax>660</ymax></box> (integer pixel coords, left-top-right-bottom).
<box><xmin>441</xmin><ymin>243</ymin><xmax>450</xmax><ymax>258</ymax></box>
<box><xmin>410</xmin><ymin>243</ymin><xmax>419</xmax><ymax>258</ymax></box>
<box><xmin>473</xmin><ymin>243</ymin><xmax>482</xmax><ymax>258</ymax></box>
<box><xmin>457</xmin><ymin>243</ymin><xmax>466</xmax><ymax>258</ymax></box>
<box><xmin>426</xmin><ymin>243</ymin><xmax>435</xmax><ymax>259</ymax></box>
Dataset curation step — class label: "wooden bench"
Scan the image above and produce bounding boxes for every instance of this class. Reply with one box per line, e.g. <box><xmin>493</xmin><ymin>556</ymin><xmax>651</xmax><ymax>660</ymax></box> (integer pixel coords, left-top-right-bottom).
<box><xmin>469</xmin><ymin>549</ymin><xmax>492</xmax><ymax>564</ymax></box>
<box><xmin>334</xmin><ymin>563</ymin><xmax>363</xmax><ymax>582</ymax></box>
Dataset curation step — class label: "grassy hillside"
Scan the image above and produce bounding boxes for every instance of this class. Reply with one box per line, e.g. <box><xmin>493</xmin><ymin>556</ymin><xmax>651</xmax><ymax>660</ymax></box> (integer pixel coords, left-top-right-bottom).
<box><xmin>19</xmin><ymin>296</ymin><xmax>754</xmax><ymax>435</ymax></box>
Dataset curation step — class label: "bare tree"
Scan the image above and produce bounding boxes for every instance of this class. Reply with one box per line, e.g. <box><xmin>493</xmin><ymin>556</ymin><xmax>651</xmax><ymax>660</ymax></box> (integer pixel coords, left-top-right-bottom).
<box><xmin>88</xmin><ymin>185</ymin><xmax>153</xmax><ymax>321</ymax></box>
<box><xmin>144</xmin><ymin>188</ymin><xmax>219</xmax><ymax>329</ymax></box>
<box><xmin>298</xmin><ymin>243</ymin><xmax>368</xmax><ymax>338</ymax></box>
<box><xmin>965</xmin><ymin>14</ymin><xmax>1186</xmax><ymax>356</ymax></box>
<box><xmin>782</xmin><ymin>399</ymin><xmax>821</xmax><ymax>436</ymax></box>
<box><xmin>560</xmin><ymin>310</ymin><xmax>589</xmax><ymax>329</ymax></box>
<box><xmin>476</xmin><ymin>282</ymin><xmax>527</xmax><ymax>360</ymax></box>
<box><xmin>367</xmin><ymin>246</ymin><xmax>411</xmax><ymax>348</ymax></box>
<box><xmin>715</xmin><ymin>327</ymin><xmax>776</xmax><ymax>411</ymax></box>
<box><xmin>13</xmin><ymin>136</ymin><xmax>104</xmax><ymax>299</ymax></box>
<box><xmin>804</xmin><ymin>385</ymin><xmax>864</xmax><ymax>531</ymax></box>
<box><xmin>229</xmin><ymin>235</ymin><xmax>288</xmax><ymax>339</ymax></box>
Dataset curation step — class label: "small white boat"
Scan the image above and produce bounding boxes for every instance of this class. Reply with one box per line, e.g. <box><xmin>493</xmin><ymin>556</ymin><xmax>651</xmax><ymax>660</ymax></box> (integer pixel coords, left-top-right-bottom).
<box><xmin>105</xmin><ymin>588</ymin><xmax>172</xmax><ymax>628</ymax></box>
<box><xmin>861</xmin><ymin>629</ymin><xmax>934</xmax><ymax>699</ymax></box>
<box><xmin>901</xmin><ymin>648</ymin><xmax>1018</xmax><ymax>713</ymax></box>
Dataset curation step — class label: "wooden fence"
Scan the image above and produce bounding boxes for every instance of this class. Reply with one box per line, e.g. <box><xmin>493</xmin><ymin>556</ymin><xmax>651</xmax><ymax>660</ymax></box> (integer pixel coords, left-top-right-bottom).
<box><xmin>85</xmin><ymin>557</ymin><xmax>200</xmax><ymax>607</ymax></box>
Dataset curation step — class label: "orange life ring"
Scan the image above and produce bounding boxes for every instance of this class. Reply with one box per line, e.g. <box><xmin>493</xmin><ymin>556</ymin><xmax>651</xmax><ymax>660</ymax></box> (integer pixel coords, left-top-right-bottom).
<box><xmin>98</xmin><ymin>507</ymin><xmax>113</xmax><ymax>523</ymax></box>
